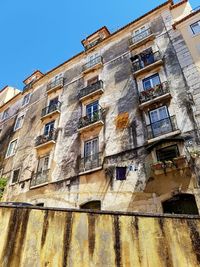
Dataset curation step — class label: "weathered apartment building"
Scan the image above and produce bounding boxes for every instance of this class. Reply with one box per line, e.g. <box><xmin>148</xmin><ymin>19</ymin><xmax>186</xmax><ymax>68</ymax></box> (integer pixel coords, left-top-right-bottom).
<box><xmin>0</xmin><ymin>0</ymin><xmax>200</xmax><ymax>214</ymax></box>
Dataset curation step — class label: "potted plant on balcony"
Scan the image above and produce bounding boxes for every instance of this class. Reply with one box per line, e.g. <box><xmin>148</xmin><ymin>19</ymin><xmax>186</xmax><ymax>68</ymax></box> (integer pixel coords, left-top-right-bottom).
<box><xmin>151</xmin><ymin>161</ymin><xmax>164</xmax><ymax>170</ymax></box>
<box><xmin>164</xmin><ymin>160</ymin><xmax>174</xmax><ymax>168</ymax></box>
<box><xmin>173</xmin><ymin>155</ymin><xmax>187</xmax><ymax>167</ymax></box>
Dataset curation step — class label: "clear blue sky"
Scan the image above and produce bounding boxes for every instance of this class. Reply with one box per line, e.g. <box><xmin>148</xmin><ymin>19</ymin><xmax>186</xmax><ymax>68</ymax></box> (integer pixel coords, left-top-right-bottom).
<box><xmin>0</xmin><ymin>0</ymin><xmax>199</xmax><ymax>90</ymax></box>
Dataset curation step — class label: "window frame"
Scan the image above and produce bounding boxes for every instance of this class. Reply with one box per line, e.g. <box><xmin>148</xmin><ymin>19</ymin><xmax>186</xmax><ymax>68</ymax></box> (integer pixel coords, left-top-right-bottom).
<box><xmin>190</xmin><ymin>20</ymin><xmax>200</xmax><ymax>35</ymax></box>
<box><xmin>142</xmin><ymin>73</ymin><xmax>161</xmax><ymax>91</ymax></box>
<box><xmin>2</xmin><ymin>108</ymin><xmax>9</xmax><ymax>121</ymax></box>
<box><xmin>22</xmin><ymin>93</ymin><xmax>31</xmax><ymax>107</ymax></box>
<box><xmin>6</xmin><ymin>139</ymin><xmax>18</xmax><ymax>158</ymax></box>
<box><xmin>14</xmin><ymin>114</ymin><xmax>25</xmax><ymax>131</ymax></box>
<box><xmin>11</xmin><ymin>168</ymin><xmax>21</xmax><ymax>184</ymax></box>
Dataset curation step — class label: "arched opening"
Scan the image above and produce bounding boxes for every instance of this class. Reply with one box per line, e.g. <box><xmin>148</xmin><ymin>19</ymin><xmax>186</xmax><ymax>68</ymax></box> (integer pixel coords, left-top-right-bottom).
<box><xmin>162</xmin><ymin>194</ymin><xmax>199</xmax><ymax>215</ymax></box>
<box><xmin>80</xmin><ymin>200</ymin><xmax>101</xmax><ymax>210</ymax></box>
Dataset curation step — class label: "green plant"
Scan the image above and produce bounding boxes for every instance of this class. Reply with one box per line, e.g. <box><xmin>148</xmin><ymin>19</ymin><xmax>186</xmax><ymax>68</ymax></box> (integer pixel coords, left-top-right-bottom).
<box><xmin>0</xmin><ymin>177</ymin><xmax>7</xmax><ymax>200</ymax></box>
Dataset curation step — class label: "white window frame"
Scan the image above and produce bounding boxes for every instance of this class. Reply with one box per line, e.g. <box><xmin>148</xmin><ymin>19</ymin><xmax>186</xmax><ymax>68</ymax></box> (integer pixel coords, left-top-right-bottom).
<box><xmin>14</xmin><ymin>114</ymin><xmax>25</xmax><ymax>131</ymax></box>
<box><xmin>11</xmin><ymin>168</ymin><xmax>21</xmax><ymax>184</ymax></box>
<box><xmin>6</xmin><ymin>139</ymin><xmax>18</xmax><ymax>158</ymax></box>
<box><xmin>22</xmin><ymin>93</ymin><xmax>31</xmax><ymax>106</ymax></box>
<box><xmin>2</xmin><ymin>108</ymin><xmax>9</xmax><ymax>121</ymax></box>
<box><xmin>190</xmin><ymin>20</ymin><xmax>200</xmax><ymax>36</ymax></box>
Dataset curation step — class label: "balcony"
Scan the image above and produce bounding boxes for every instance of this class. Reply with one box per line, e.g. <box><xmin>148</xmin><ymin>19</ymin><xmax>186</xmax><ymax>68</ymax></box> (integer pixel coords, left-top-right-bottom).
<box><xmin>41</xmin><ymin>101</ymin><xmax>61</xmax><ymax>120</ymax></box>
<box><xmin>132</xmin><ymin>51</ymin><xmax>163</xmax><ymax>76</ymax></box>
<box><xmin>23</xmin><ymin>81</ymin><xmax>34</xmax><ymax>92</ymax></box>
<box><xmin>84</xmin><ymin>38</ymin><xmax>103</xmax><ymax>50</ymax></box>
<box><xmin>35</xmin><ymin>129</ymin><xmax>57</xmax><ymax>149</ymax></box>
<box><xmin>78</xmin><ymin>80</ymin><xmax>104</xmax><ymax>101</ymax></box>
<box><xmin>79</xmin><ymin>152</ymin><xmax>103</xmax><ymax>174</ymax></box>
<box><xmin>129</xmin><ymin>28</ymin><xmax>155</xmax><ymax>49</ymax></box>
<box><xmin>30</xmin><ymin>170</ymin><xmax>49</xmax><ymax>188</ymax></box>
<box><xmin>146</xmin><ymin>116</ymin><xmax>180</xmax><ymax>143</ymax></box>
<box><xmin>139</xmin><ymin>82</ymin><xmax>171</xmax><ymax>110</ymax></box>
<box><xmin>82</xmin><ymin>56</ymin><xmax>103</xmax><ymax>74</ymax></box>
<box><xmin>46</xmin><ymin>78</ymin><xmax>64</xmax><ymax>94</ymax></box>
<box><xmin>78</xmin><ymin>109</ymin><xmax>104</xmax><ymax>133</ymax></box>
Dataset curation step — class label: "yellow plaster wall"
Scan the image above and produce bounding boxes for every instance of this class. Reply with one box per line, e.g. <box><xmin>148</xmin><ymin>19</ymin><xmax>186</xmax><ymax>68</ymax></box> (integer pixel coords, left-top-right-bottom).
<box><xmin>0</xmin><ymin>206</ymin><xmax>199</xmax><ymax>267</ymax></box>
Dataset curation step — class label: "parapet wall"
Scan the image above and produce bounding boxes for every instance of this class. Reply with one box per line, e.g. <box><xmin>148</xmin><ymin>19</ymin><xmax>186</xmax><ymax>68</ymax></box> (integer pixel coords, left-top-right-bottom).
<box><xmin>0</xmin><ymin>206</ymin><xmax>200</xmax><ymax>267</ymax></box>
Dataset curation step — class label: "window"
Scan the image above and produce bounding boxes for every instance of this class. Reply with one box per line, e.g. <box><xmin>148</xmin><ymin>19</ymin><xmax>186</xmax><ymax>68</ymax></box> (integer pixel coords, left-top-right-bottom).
<box><xmin>143</xmin><ymin>74</ymin><xmax>160</xmax><ymax>91</ymax></box>
<box><xmin>2</xmin><ymin>108</ymin><xmax>9</xmax><ymax>120</ymax></box>
<box><xmin>133</xmin><ymin>25</ymin><xmax>148</xmax><ymax>42</ymax></box>
<box><xmin>116</xmin><ymin>167</ymin><xmax>127</xmax><ymax>180</ymax></box>
<box><xmin>11</xmin><ymin>169</ymin><xmax>20</xmax><ymax>184</ymax></box>
<box><xmin>162</xmin><ymin>194</ymin><xmax>199</xmax><ymax>215</ymax></box>
<box><xmin>190</xmin><ymin>21</ymin><xmax>200</xmax><ymax>35</ymax></box>
<box><xmin>156</xmin><ymin>145</ymin><xmax>179</xmax><ymax>162</ymax></box>
<box><xmin>6</xmin><ymin>139</ymin><xmax>18</xmax><ymax>158</ymax></box>
<box><xmin>84</xmin><ymin>138</ymin><xmax>98</xmax><ymax>159</ymax></box>
<box><xmin>149</xmin><ymin>106</ymin><xmax>172</xmax><ymax>137</ymax></box>
<box><xmin>22</xmin><ymin>93</ymin><xmax>31</xmax><ymax>106</ymax></box>
<box><xmin>44</xmin><ymin>121</ymin><xmax>55</xmax><ymax>136</ymax></box>
<box><xmin>37</xmin><ymin>155</ymin><xmax>49</xmax><ymax>175</ymax></box>
<box><xmin>86</xmin><ymin>101</ymin><xmax>99</xmax><ymax>121</ymax></box>
<box><xmin>80</xmin><ymin>200</ymin><xmax>101</xmax><ymax>210</ymax></box>
<box><xmin>14</xmin><ymin>115</ymin><xmax>24</xmax><ymax>131</ymax></box>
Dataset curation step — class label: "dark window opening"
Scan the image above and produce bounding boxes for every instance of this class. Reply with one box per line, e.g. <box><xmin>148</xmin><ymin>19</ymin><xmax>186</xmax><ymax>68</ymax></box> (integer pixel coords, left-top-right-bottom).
<box><xmin>36</xmin><ymin>203</ymin><xmax>44</xmax><ymax>207</ymax></box>
<box><xmin>162</xmin><ymin>194</ymin><xmax>199</xmax><ymax>215</ymax></box>
<box><xmin>80</xmin><ymin>200</ymin><xmax>101</xmax><ymax>210</ymax></box>
<box><xmin>116</xmin><ymin>167</ymin><xmax>127</xmax><ymax>180</ymax></box>
<box><xmin>12</xmin><ymin>169</ymin><xmax>20</xmax><ymax>183</ymax></box>
<box><xmin>156</xmin><ymin>145</ymin><xmax>179</xmax><ymax>162</ymax></box>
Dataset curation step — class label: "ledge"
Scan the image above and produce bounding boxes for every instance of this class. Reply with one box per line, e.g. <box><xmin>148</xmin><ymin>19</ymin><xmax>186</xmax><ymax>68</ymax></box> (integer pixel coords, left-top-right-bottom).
<box><xmin>146</xmin><ymin>130</ymin><xmax>181</xmax><ymax>144</ymax></box>
<box><xmin>47</xmin><ymin>84</ymin><xmax>63</xmax><ymax>94</ymax></box>
<box><xmin>139</xmin><ymin>93</ymin><xmax>172</xmax><ymax>110</ymax></box>
<box><xmin>30</xmin><ymin>182</ymin><xmax>49</xmax><ymax>189</ymax></box>
<box><xmin>78</xmin><ymin>120</ymin><xmax>104</xmax><ymax>133</ymax></box>
<box><xmin>79</xmin><ymin>166</ymin><xmax>102</xmax><ymax>176</ymax></box>
<box><xmin>129</xmin><ymin>34</ymin><xmax>155</xmax><ymax>50</ymax></box>
<box><xmin>79</xmin><ymin>88</ymin><xmax>104</xmax><ymax>102</ymax></box>
<box><xmin>133</xmin><ymin>59</ymin><xmax>163</xmax><ymax>77</ymax></box>
<box><xmin>35</xmin><ymin>140</ymin><xmax>56</xmax><ymax>150</ymax></box>
<box><xmin>41</xmin><ymin>110</ymin><xmax>61</xmax><ymax>121</ymax></box>
<box><xmin>82</xmin><ymin>62</ymin><xmax>103</xmax><ymax>75</ymax></box>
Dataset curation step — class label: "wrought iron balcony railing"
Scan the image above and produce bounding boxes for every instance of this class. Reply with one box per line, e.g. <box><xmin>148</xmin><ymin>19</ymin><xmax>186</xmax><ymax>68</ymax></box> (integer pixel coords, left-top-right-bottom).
<box><xmin>30</xmin><ymin>169</ymin><xmax>49</xmax><ymax>187</ymax></box>
<box><xmin>82</xmin><ymin>56</ymin><xmax>103</xmax><ymax>72</ymax></box>
<box><xmin>79</xmin><ymin>152</ymin><xmax>103</xmax><ymax>173</ymax></box>
<box><xmin>146</xmin><ymin>115</ymin><xmax>178</xmax><ymax>139</ymax></box>
<box><xmin>46</xmin><ymin>78</ymin><xmax>64</xmax><ymax>92</ymax></box>
<box><xmin>139</xmin><ymin>82</ymin><xmax>170</xmax><ymax>103</ymax></box>
<box><xmin>85</xmin><ymin>38</ymin><xmax>103</xmax><ymax>50</ymax></box>
<box><xmin>78</xmin><ymin>80</ymin><xmax>103</xmax><ymax>99</ymax></box>
<box><xmin>35</xmin><ymin>128</ymin><xmax>57</xmax><ymax>147</ymax></box>
<box><xmin>23</xmin><ymin>81</ymin><xmax>34</xmax><ymax>91</ymax></box>
<box><xmin>41</xmin><ymin>101</ymin><xmax>61</xmax><ymax>117</ymax></box>
<box><xmin>129</xmin><ymin>28</ymin><xmax>152</xmax><ymax>46</ymax></box>
<box><xmin>132</xmin><ymin>51</ymin><xmax>162</xmax><ymax>72</ymax></box>
<box><xmin>78</xmin><ymin>109</ymin><xmax>104</xmax><ymax>129</ymax></box>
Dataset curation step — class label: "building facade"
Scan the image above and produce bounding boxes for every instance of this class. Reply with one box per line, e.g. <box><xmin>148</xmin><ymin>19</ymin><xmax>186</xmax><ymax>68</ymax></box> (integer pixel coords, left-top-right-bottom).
<box><xmin>0</xmin><ymin>0</ymin><xmax>200</xmax><ymax>214</ymax></box>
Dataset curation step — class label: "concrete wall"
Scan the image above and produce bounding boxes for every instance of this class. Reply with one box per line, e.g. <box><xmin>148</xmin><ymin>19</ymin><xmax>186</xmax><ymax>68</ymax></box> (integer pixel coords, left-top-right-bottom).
<box><xmin>0</xmin><ymin>206</ymin><xmax>200</xmax><ymax>267</ymax></box>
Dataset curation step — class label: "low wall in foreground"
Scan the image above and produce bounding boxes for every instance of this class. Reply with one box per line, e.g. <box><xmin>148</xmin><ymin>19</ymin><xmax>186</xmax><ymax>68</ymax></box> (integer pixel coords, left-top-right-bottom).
<box><xmin>0</xmin><ymin>206</ymin><xmax>199</xmax><ymax>267</ymax></box>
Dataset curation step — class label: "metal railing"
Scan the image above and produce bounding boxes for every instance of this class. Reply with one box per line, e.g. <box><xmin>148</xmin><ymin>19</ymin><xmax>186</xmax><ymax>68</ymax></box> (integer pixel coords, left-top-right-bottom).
<box><xmin>132</xmin><ymin>51</ymin><xmax>162</xmax><ymax>72</ymax></box>
<box><xmin>35</xmin><ymin>128</ymin><xmax>57</xmax><ymax>147</ymax></box>
<box><xmin>78</xmin><ymin>80</ymin><xmax>103</xmax><ymax>99</ymax></box>
<box><xmin>139</xmin><ymin>81</ymin><xmax>169</xmax><ymax>103</ymax></box>
<box><xmin>85</xmin><ymin>38</ymin><xmax>103</xmax><ymax>50</ymax></box>
<box><xmin>78</xmin><ymin>109</ymin><xmax>104</xmax><ymax>129</ymax></box>
<box><xmin>82</xmin><ymin>56</ymin><xmax>103</xmax><ymax>72</ymax></box>
<box><xmin>79</xmin><ymin>152</ymin><xmax>103</xmax><ymax>173</ymax></box>
<box><xmin>23</xmin><ymin>81</ymin><xmax>34</xmax><ymax>91</ymax></box>
<box><xmin>41</xmin><ymin>101</ymin><xmax>61</xmax><ymax>117</ymax></box>
<box><xmin>30</xmin><ymin>169</ymin><xmax>49</xmax><ymax>187</ymax></box>
<box><xmin>129</xmin><ymin>28</ymin><xmax>152</xmax><ymax>46</ymax></box>
<box><xmin>46</xmin><ymin>78</ymin><xmax>64</xmax><ymax>92</ymax></box>
<box><xmin>146</xmin><ymin>115</ymin><xmax>178</xmax><ymax>139</ymax></box>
